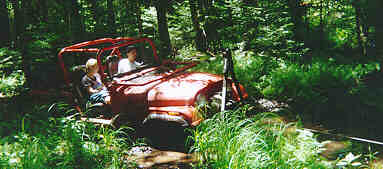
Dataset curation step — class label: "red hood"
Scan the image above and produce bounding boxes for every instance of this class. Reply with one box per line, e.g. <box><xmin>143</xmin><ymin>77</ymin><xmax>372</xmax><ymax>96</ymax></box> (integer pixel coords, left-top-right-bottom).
<box><xmin>147</xmin><ymin>72</ymin><xmax>222</xmax><ymax>107</ymax></box>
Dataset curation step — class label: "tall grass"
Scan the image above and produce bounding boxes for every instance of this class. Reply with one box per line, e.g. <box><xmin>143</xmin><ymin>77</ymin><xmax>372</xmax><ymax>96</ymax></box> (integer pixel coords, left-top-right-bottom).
<box><xmin>189</xmin><ymin>106</ymin><xmax>329</xmax><ymax>169</ymax></box>
<box><xmin>0</xmin><ymin>103</ymin><xmax>137</xmax><ymax>169</ymax></box>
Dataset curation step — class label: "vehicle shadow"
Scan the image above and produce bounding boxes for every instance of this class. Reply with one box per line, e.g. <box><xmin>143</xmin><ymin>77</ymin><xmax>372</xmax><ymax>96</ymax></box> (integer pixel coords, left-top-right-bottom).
<box><xmin>137</xmin><ymin>120</ymin><xmax>193</xmax><ymax>153</ymax></box>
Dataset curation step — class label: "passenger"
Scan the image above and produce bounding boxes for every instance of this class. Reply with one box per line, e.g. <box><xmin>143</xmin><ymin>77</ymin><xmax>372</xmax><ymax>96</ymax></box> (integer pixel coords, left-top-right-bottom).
<box><xmin>82</xmin><ymin>58</ymin><xmax>111</xmax><ymax>105</ymax></box>
<box><xmin>118</xmin><ymin>46</ymin><xmax>141</xmax><ymax>74</ymax></box>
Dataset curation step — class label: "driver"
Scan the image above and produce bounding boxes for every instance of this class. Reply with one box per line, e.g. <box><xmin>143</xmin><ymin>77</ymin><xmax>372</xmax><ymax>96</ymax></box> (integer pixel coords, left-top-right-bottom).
<box><xmin>118</xmin><ymin>46</ymin><xmax>141</xmax><ymax>74</ymax></box>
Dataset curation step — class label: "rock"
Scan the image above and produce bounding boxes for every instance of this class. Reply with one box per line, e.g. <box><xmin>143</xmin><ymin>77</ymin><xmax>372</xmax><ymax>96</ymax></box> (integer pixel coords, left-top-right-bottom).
<box><xmin>320</xmin><ymin>141</ymin><xmax>349</xmax><ymax>160</ymax></box>
<box><xmin>255</xmin><ymin>98</ymin><xmax>290</xmax><ymax>113</ymax></box>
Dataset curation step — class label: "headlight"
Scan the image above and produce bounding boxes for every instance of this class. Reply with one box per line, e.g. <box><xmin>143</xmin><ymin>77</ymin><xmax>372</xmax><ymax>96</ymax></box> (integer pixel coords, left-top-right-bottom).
<box><xmin>195</xmin><ymin>93</ymin><xmax>208</xmax><ymax>108</ymax></box>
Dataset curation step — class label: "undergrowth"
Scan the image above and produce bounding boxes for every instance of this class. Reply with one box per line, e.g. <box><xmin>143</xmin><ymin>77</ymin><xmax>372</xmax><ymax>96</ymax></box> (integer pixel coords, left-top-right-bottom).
<box><xmin>0</xmin><ymin>103</ymin><xmax>138</xmax><ymax>168</ymax></box>
<box><xmin>0</xmin><ymin>48</ymin><xmax>25</xmax><ymax>97</ymax></box>
<box><xmin>0</xmin><ymin>71</ymin><xmax>25</xmax><ymax>97</ymax></box>
<box><xmin>189</xmin><ymin>105</ymin><xmax>382</xmax><ymax>169</ymax></box>
<box><xmin>189</xmin><ymin>106</ymin><xmax>329</xmax><ymax>169</ymax></box>
<box><xmin>181</xmin><ymin>45</ymin><xmax>382</xmax><ymax>129</ymax></box>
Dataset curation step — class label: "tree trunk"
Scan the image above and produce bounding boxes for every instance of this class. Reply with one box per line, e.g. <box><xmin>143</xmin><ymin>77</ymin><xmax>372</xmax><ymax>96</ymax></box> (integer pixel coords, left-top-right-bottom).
<box><xmin>189</xmin><ymin>0</ymin><xmax>207</xmax><ymax>51</ymax></box>
<box><xmin>287</xmin><ymin>0</ymin><xmax>305</xmax><ymax>42</ymax></box>
<box><xmin>70</xmin><ymin>0</ymin><xmax>84</xmax><ymax>40</ymax></box>
<box><xmin>25</xmin><ymin>0</ymin><xmax>38</xmax><ymax>24</ymax></box>
<box><xmin>0</xmin><ymin>0</ymin><xmax>10</xmax><ymax>46</ymax></box>
<box><xmin>369</xmin><ymin>1</ymin><xmax>383</xmax><ymax>58</ymax></box>
<box><xmin>155</xmin><ymin>0</ymin><xmax>172</xmax><ymax>58</ymax></box>
<box><xmin>21</xmin><ymin>0</ymin><xmax>32</xmax><ymax>88</ymax></box>
<box><xmin>38</xmin><ymin>0</ymin><xmax>48</xmax><ymax>22</ymax></box>
<box><xmin>200</xmin><ymin>1</ymin><xmax>218</xmax><ymax>51</ymax></box>
<box><xmin>107</xmin><ymin>0</ymin><xmax>115</xmax><ymax>36</ymax></box>
<box><xmin>319</xmin><ymin>0</ymin><xmax>324</xmax><ymax>50</ymax></box>
<box><xmin>135</xmin><ymin>0</ymin><xmax>143</xmax><ymax>36</ymax></box>
<box><xmin>10</xmin><ymin>0</ymin><xmax>24</xmax><ymax>48</ymax></box>
<box><xmin>353</xmin><ymin>0</ymin><xmax>366</xmax><ymax>56</ymax></box>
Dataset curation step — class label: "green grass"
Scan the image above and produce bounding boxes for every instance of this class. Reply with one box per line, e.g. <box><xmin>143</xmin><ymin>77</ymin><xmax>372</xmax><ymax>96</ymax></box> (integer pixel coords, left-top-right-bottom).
<box><xmin>0</xmin><ymin>103</ymin><xmax>139</xmax><ymax>169</ymax></box>
<box><xmin>189</xmin><ymin>106</ymin><xmax>330</xmax><ymax>169</ymax></box>
<box><xmin>0</xmin><ymin>45</ymin><xmax>381</xmax><ymax>168</ymax></box>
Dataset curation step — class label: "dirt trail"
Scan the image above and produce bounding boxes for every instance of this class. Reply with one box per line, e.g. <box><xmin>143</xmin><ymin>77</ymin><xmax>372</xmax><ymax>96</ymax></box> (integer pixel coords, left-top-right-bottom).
<box><xmin>125</xmin><ymin>146</ymin><xmax>197</xmax><ymax>168</ymax></box>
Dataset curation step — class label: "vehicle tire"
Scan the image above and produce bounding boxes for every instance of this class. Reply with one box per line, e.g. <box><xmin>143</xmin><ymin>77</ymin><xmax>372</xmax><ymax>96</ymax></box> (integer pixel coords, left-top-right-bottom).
<box><xmin>140</xmin><ymin>118</ymin><xmax>189</xmax><ymax>152</ymax></box>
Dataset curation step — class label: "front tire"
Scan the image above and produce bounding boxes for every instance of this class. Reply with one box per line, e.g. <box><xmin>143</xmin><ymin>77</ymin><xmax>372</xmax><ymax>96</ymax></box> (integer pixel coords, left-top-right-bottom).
<box><xmin>140</xmin><ymin>118</ymin><xmax>189</xmax><ymax>152</ymax></box>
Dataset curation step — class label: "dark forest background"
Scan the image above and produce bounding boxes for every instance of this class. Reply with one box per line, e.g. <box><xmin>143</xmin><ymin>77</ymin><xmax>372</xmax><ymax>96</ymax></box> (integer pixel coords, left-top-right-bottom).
<box><xmin>2</xmin><ymin>0</ymin><xmax>383</xmax><ymax>137</ymax></box>
<box><xmin>2</xmin><ymin>0</ymin><xmax>383</xmax><ymax>168</ymax></box>
<box><xmin>2</xmin><ymin>0</ymin><xmax>383</xmax><ymax>135</ymax></box>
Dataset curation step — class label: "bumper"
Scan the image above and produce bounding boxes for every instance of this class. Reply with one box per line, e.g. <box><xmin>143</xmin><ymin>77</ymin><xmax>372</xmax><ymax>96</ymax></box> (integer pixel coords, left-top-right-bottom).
<box><xmin>143</xmin><ymin>113</ymin><xmax>189</xmax><ymax>127</ymax></box>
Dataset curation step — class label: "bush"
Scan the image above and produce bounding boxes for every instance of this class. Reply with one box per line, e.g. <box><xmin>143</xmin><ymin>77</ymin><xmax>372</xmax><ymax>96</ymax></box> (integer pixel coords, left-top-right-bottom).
<box><xmin>260</xmin><ymin>60</ymin><xmax>380</xmax><ymax>125</ymax></box>
<box><xmin>187</xmin><ymin>45</ymin><xmax>283</xmax><ymax>98</ymax></box>
<box><xmin>0</xmin><ymin>48</ymin><xmax>22</xmax><ymax>75</ymax></box>
<box><xmin>0</xmin><ymin>71</ymin><xmax>25</xmax><ymax>97</ymax></box>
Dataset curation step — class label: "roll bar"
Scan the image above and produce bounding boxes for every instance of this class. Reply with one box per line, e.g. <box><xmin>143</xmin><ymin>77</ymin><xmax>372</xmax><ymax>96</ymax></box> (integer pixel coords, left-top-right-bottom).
<box><xmin>57</xmin><ymin>37</ymin><xmax>159</xmax><ymax>86</ymax></box>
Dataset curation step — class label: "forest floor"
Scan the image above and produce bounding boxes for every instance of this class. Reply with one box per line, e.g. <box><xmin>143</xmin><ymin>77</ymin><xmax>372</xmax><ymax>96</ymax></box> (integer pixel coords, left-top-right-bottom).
<box><xmin>123</xmin><ymin>97</ymin><xmax>383</xmax><ymax>168</ymax></box>
<box><xmin>2</xmin><ymin>89</ymin><xmax>383</xmax><ymax>168</ymax></box>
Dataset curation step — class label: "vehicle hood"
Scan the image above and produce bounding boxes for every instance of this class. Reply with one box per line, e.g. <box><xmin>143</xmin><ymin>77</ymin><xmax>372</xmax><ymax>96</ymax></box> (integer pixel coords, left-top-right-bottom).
<box><xmin>147</xmin><ymin>72</ymin><xmax>222</xmax><ymax>107</ymax></box>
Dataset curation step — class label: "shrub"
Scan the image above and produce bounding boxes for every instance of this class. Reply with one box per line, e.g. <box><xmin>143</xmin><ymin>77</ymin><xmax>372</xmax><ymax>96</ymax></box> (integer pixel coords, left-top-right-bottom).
<box><xmin>0</xmin><ymin>48</ymin><xmax>22</xmax><ymax>75</ymax></box>
<box><xmin>261</xmin><ymin>60</ymin><xmax>379</xmax><ymax>115</ymax></box>
<box><xmin>0</xmin><ymin>71</ymin><xmax>25</xmax><ymax>97</ymax></box>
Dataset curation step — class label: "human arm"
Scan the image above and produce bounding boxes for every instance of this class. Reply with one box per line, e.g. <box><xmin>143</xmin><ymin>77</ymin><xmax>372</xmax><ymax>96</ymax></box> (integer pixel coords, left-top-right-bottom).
<box><xmin>82</xmin><ymin>73</ymin><xmax>105</xmax><ymax>95</ymax></box>
<box><xmin>87</xmin><ymin>86</ymin><xmax>103</xmax><ymax>95</ymax></box>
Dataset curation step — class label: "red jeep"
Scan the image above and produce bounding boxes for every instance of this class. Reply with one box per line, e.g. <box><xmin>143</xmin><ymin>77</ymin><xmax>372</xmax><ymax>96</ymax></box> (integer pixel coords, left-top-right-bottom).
<box><xmin>58</xmin><ymin>37</ymin><xmax>247</xmax><ymax>128</ymax></box>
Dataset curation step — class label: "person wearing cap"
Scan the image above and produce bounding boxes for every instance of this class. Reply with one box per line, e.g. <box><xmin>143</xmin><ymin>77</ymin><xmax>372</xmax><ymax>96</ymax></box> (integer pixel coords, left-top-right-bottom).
<box><xmin>118</xmin><ymin>46</ymin><xmax>141</xmax><ymax>74</ymax></box>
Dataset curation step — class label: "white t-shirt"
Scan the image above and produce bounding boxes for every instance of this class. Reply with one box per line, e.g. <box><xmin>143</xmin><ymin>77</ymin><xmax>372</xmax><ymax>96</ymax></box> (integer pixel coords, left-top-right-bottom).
<box><xmin>118</xmin><ymin>58</ymin><xmax>140</xmax><ymax>74</ymax></box>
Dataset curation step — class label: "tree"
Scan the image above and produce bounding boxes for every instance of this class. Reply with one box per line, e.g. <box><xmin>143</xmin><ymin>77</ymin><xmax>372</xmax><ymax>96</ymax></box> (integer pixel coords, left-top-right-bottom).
<box><xmin>135</xmin><ymin>0</ymin><xmax>143</xmax><ymax>36</ymax></box>
<box><xmin>69</xmin><ymin>0</ymin><xmax>84</xmax><ymax>40</ymax></box>
<box><xmin>107</xmin><ymin>0</ymin><xmax>116</xmax><ymax>36</ymax></box>
<box><xmin>287</xmin><ymin>0</ymin><xmax>306</xmax><ymax>42</ymax></box>
<box><xmin>155</xmin><ymin>0</ymin><xmax>172</xmax><ymax>57</ymax></box>
<box><xmin>0</xmin><ymin>0</ymin><xmax>10</xmax><ymax>46</ymax></box>
<box><xmin>352</xmin><ymin>0</ymin><xmax>366</xmax><ymax>56</ymax></box>
<box><xmin>38</xmin><ymin>0</ymin><xmax>49</xmax><ymax>22</ymax></box>
<box><xmin>367</xmin><ymin>0</ymin><xmax>383</xmax><ymax>57</ymax></box>
<box><xmin>88</xmin><ymin>0</ymin><xmax>101</xmax><ymax>37</ymax></box>
<box><xmin>319</xmin><ymin>0</ymin><xmax>324</xmax><ymax>50</ymax></box>
<box><xmin>189</xmin><ymin>0</ymin><xmax>207</xmax><ymax>51</ymax></box>
<box><xmin>10</xmin><ymin>0</ymin><xmax>24</xmax><ymax>48</ymax></box>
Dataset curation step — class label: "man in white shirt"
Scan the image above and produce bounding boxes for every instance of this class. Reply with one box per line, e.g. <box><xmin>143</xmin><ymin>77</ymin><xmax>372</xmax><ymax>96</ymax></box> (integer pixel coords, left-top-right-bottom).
<box><xmin>118</xmin><ymin>46</ymin><xmax>141</xmax><ymax>74</ymax></box>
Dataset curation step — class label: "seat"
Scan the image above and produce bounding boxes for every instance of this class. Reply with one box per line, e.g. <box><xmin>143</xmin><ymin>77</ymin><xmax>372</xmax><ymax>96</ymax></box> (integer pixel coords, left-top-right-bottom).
<box><xmin>69</xmin><ymin>65</ymin><xmax>88</xmax><ymax>107</ymax></box>
<box><xmin>106</xmin><ymin>55</ymin><xmax>119</xmax><ymax>77</ymax></box>
<box><xmin>70</xmin><ymin>65</ymin><xmax>111</xmax><ymax>117</ymax></box>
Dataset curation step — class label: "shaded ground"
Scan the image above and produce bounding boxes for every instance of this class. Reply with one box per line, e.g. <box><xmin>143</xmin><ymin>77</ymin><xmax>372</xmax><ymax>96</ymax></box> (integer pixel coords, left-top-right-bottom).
<box><xmin>125</xmin><ymin>146</ymin><xmax>196</xmax><ymax>168</ymax></box>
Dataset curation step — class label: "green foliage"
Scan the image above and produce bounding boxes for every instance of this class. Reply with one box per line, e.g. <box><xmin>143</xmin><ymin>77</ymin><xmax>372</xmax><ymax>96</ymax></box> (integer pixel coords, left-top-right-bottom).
<box><xmin>2</xmin><ymin>0</ymin><xmax>383</xmax><ymax>168</ymax></box>
<box><xmin>246</xmin><ymin>0</ymin><xmax>307</xmax><ymax>61</ymax></box>
<box><xmin>168</xmin><ymin>2</ymin><xmax>194</xmax><ymax>48</ymax></box>
<box><xmin>0</xmin><ymin>47</ymin><xmax>22</xmax><ymax>74</ymax></box>
<box><xmin>0</xmin><ymin>71</ymin><xmax>25</xmax><ymax>97</ymax></box>
<box><xmin>190</xmin><ymin>106</ymin><xmax>328</xmax><ymax>169</ymax></box>
<box><xmin>0</xmin><ymin>103</ymin><xmax>137</xmax><ymax>168</ymax></box>
<box><xmin>261</xmin><ymin>60</ymin><xmax>380</xmax><ymax>115</ymax></box>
